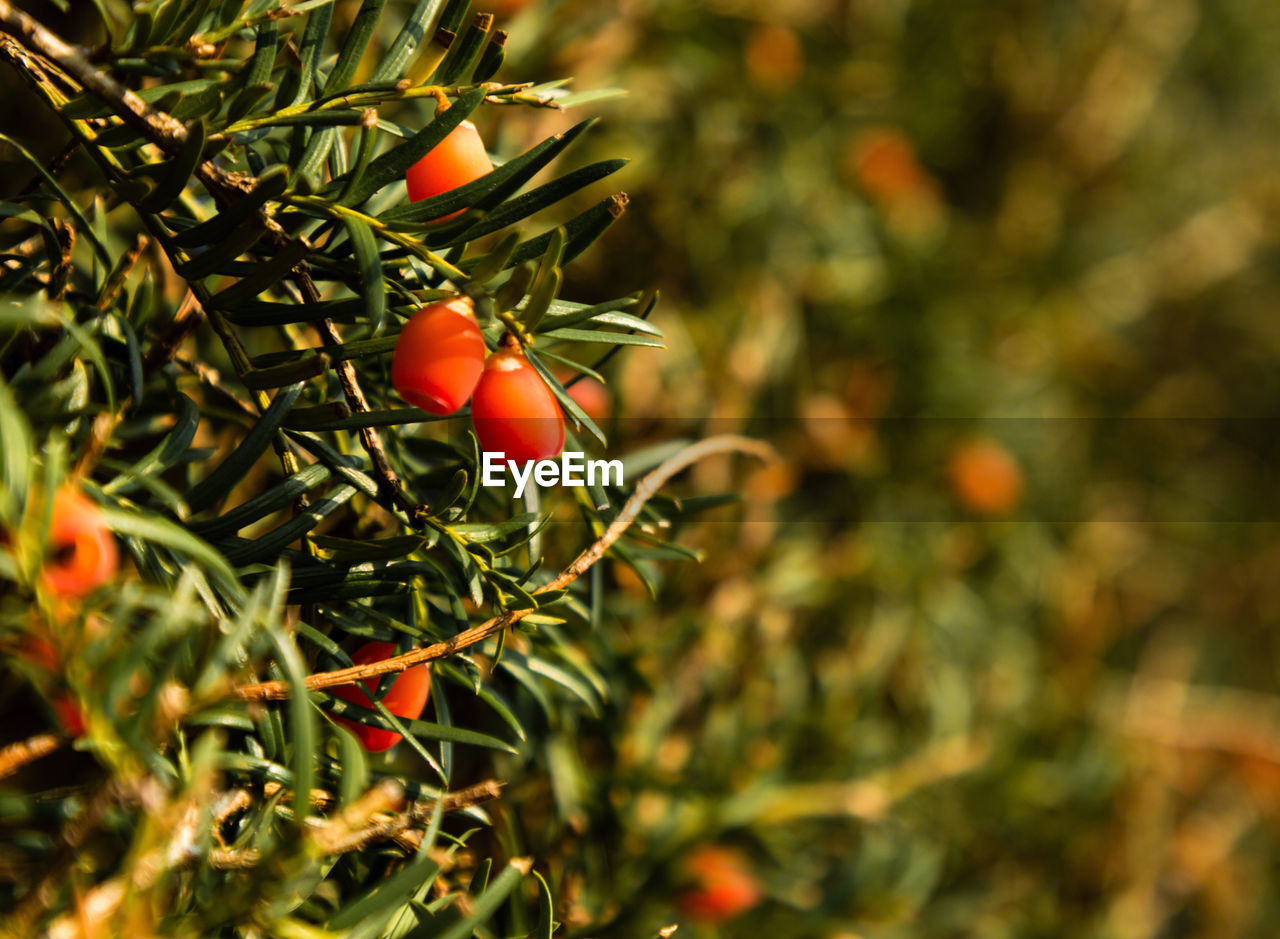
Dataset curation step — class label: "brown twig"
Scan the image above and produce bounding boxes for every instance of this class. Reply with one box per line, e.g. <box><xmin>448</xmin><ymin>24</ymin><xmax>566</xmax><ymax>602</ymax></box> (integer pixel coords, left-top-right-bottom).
<box><xmin>216</xmin><ymin>779</ymin><xmax>504</xmax><ymax>863</ymax></box>
<box><xmin>144</xmin><ymin>289</ymin><xmax>204</xmax><ymax>374</ymax></box>
<box><xmin>0</xmin><ymin>732</ymin><xmax>63</xmax><ymax>780</ymax></box>
<box><xmin>296</xmin><ymin>269</ymin><xmax>424</xmax><ymax>521</ymax></box>
<box><xmin>95</xmin><ymin>232</ymin><xmax>147</xmax><ymax>311</ymax></box>
<box><xmin>237</xmin><ymin>436</ymin><xmax>775</xmax><ymax>701</ymax></box>
<box><xmin>262</xmin><ymin>776</ymin><xmax>504</xmax><ymax>818</ymax></box>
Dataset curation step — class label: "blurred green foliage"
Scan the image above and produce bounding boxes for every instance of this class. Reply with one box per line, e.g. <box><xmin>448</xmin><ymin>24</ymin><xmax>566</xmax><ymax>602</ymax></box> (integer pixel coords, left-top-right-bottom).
<box><xmin>485</xmin><ymin>0</ymin><xmax>1280</xmax><ymax>935</ymax></box>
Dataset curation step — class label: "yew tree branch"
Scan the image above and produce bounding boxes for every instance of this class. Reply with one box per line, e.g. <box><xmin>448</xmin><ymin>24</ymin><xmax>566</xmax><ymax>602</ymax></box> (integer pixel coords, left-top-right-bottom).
<box><xmin>237</xmin><ymin>435</ymin><xmax>776</xmax><ymax>701</ymax></box>
<box><xmin>0</xmin><ymin>2</ymin><xmax>423</xmax><ymax>518</ymax></box>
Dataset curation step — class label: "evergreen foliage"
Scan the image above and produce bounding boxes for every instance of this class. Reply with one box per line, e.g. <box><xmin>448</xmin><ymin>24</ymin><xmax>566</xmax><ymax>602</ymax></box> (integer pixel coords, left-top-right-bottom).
<box><xmin>0</xmin><ymin>2</ymin><xmax>753</xmax><ymax>934</ymax></box>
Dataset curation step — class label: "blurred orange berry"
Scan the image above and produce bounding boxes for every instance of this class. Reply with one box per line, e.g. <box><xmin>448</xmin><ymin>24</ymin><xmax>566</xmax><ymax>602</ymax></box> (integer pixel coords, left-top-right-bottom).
<box><xmin>845</xmin><ymin>126</ymin><xmax>946</xmax><ymax>239</ymax></box>
<box><xmin>41</xmin><ymin>485</ymin><xmax>117</xmax><ymax>599</ymax></box>
<box><xmin>17</xmin><ymin>634</ymin><xmax>86</xmax><ymax>738</ymax></box>
<box><xmin>745</xmin><ymin>23</ymin><xmax>804</xmax><ymax>91</ymax></box>
<box><xmin>555</xmin><ymin>368</ymin><xmax>612</xmax><ymax>422</ymax></box>
<box><xmin>846</xmin><ymin>126</ymin><xmax>932</xmax><ymax>203</ymax></box>
<box><xmin>947</xmin><ymin>437</ymin><xmax>1025</xmax><ymax>516</ymax></box>
<box><xmin>488</xmin><ymin>0</ymin><xmax>530</xmax><ymax>15</ymax></box>
<box><xmin>676</xmin><ymin>846</ymin><xmax>762</xmax><ymax>924</ymax></box>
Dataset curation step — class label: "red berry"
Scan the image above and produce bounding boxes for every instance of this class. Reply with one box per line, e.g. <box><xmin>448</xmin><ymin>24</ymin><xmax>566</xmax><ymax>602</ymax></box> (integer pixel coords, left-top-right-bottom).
<box><xmin>405</xmin><ymin>120</ymin><xmax>493</xmax><ymax>220</ymax></box>
<box><xmin>52</xmin><ymin>693</ymin><xmax>86</xmax><ymax>738</ymax></box>
<box><xmin>555</xmin><ymin>368</ymin><xmax>612</xmax><ymax>422</ymax></box>
<box><xmin>331</xmin><ymin>641</ymin><xmax>432</xmax><ymax>752</ymax></box>
<box><xmin>470</xmin><ymin>349</ymin><xmax>565</xmax><ymax>464</ymax></box>
<box><xmin>391</xmin><ymin>297</ymin><xmax>487</xmax><ymax>415</ymax></box>
<box><xmin>17</xmin><ymin>635</ymin><xmax>86</xmax><ymax>738</ymax></box>
<box><xmin>42</xmin><ymin>485</ymin><xmax>117</xmax><ymax>599</ymax></box>
<box><xmin>18</xmin><ymin>634</ymin><xmax>59</xmax><ymax>672</ymax></box>
<box><xmin>676</xmin><ymin>847</ymin><xmax>763</xmax><ymax>924</ymax></box>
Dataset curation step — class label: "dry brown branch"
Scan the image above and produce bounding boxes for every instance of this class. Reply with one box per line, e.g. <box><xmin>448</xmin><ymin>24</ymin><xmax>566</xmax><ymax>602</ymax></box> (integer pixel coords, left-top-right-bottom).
<box><xmin>262</xmin><ymin>777</ymin><xmax>504</xmax><ymax>820</ymax></box>
<box><xmin>212</xmin><ymin>779</ymin><xmax>504</xmax><ymax>864</ymax></box>
<box><xmin>237</xmin><ymin>435</ymin><xmax>775</xmax><ymax>700</ymax></box>
<box><xmin>0</xmin><ymin>732</ymin><xmax>63</xmax><ymax>780</ymax></box>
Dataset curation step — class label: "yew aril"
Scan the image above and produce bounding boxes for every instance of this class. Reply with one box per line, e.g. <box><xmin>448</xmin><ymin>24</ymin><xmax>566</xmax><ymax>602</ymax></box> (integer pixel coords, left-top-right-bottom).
<box><xmin>331</xmin><ymin>641</ymin><xmax>432</xmax><ymax>752</ymax></box>
<box><xmin>676</xmin><ymin>846</ymin><xmax>763</xmax><ymax>924</ymax></box>
<box><xmin>555</xmin><ymin>368</ymin><xmax>612</xmax><ymax>422</ymax></box>
<box><xmin>405</xmin><ymin>120</ymin><xmax>493</xmax><ymax>220</ymax></box>
<box><xmin>391</xmin><ymin>297</ymin><xmax>487</xmax><ymax>415</ymax></box>
<box><xmin>42</xmin><ymin>485</ymin><xmax>117</xmax><ymax>599</ymax></box>
<box><xmin>17</xmin><ymin>635</ymin><xmax>86</xmax><ymax>738</ymax></box>
<box><xmin>470</xmin><ymin>349</ymin><xmax>565</xmax><ymax>464</ymax></box>
<box><xmin>946</xmin><ymin>437</ymin><xmax>1024</xmax><ymax>517</ymax></box>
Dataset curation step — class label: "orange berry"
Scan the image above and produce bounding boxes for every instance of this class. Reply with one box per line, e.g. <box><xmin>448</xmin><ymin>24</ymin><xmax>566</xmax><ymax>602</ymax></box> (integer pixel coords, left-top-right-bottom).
<box><xmin>947</xmin><ymin>437</ymin><xmax>1024</xmax><ymax>516</ymax></box>
<box><xmin>332</xmin><ymin>641</ymin><xmax>432</xmax><ymax>753</ymax></box>
<box><xmin>470</xmin><ymin>349</ymin><xmax>565</xmax><ymax>464</ymax></box>
<box><xmin>489</xmin><ymin>0</ymin><xmax>529</xmax><ymax>15</ymax></box>
<box><xmin>52</xmin><ymin>693</ymin><xmax>86</xmax><ymax>738</ymax></box>
<box><xmin>555</xmin><ymin>368</ymin><xmax>612</xmax><ymax>422</ymax></box>
<box><xmin>18</xmin><ymin>634</ymin><xmax>59</xmax><ymax>672</ymax></box>
<box><xmin>391</xmin><ymin>297</ymin><xmax>487</xmax><ymax>415</ymax></box>
<box><xmin>41</xmin><ymin>485</ymin><xmax>117</xmax><ymax>599</ymax></box>
<box><xmin>17</xmin><ymin>635</ymin><xmax>86</xmax><ymax>738</ymax></box>
<box><xmin>405</xmin><ymin>120</ymin><xmax>493</xmax><ymax>220</ymax></box>
<box><xmin>846</xmin><ymin>126</ymin><xmax>932</xmax><ymax>204</ymax></box>
<box><xmin>676</xmin><ymin>847</ymin><xmax>762</xmax><ymax>924</ymax></box>
<box><xmin>744</xmin><ymin>23</ymin><xmax>804</xmax><ymax>91</ymax></box>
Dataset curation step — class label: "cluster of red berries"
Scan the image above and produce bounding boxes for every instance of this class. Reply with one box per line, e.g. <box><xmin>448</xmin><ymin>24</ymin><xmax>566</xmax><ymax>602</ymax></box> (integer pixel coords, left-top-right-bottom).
<box><xmin>337</xmin><ymin>118</ymin><xmax>599</xmax><ymax>751</ymax></box>
<box><xmin>391</xmin><ymin>296</ymin><xmax>566</xmax><ymax>464</ymax></box>
<box><xmin>399</xmin><ymin>123</ymin><xmax>567</xmax><ymax>464</ymax></box>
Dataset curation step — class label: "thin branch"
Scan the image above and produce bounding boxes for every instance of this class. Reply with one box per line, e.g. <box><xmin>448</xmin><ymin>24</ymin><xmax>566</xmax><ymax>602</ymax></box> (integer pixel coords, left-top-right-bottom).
<box><xmin>215</xmin><ymin>779</ymin><xmax>504</xmax><ymax>864</ymax></box>
<box><xmin>237</xmin><ymin>436</ymin><xmax>775</xmax><ymax>700</ymax></box>
<box><xmin>143</xmin><ymin>289</ymin><xmax>204</xmax><ymax>374</ymax></box>
<box><xmin>0</xmin><ymin>1</ymin><xmax>199</xmax><ymax>161</ymax></box>
<box><xmin>262</xmin><ymin>776</ymin><xmax>503</xmax><ymax>818</ymax></box>
<box><xmin>295</xmin><ymin>269</ymin><xmax>426</xmax><ymax>522</ymax></box>
<box><xmin>0</xmin><ymin>732</ymin><xmax>63</xmax><ymax>780</ymax></box>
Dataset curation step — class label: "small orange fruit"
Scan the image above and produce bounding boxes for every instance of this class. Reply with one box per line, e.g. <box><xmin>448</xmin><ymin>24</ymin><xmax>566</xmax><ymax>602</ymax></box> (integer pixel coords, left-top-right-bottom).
<box><xmin>391</xmin><ymin>297</ymin><xmax>487</xmax><ymax>415</ymax></box>
<box><xmin>947</xmin><ymin>437</ymin><xmax>1024</xmax><ymax>516</ymax></box>
<box><xmin>555</xmin><ymin>368</ymin><xmax>612</xmax><ymax>422</ymax></box>
<box><xmin>405</xmin><ymin>120</ymin><xmax>493</xmax><ymax>220</ymax></box>
<box><xmin>744</xmin><ymin>23</ymin><xmax>804</xmax><ymax>91</ymax></box>
<box><xmin>41</xmin><ymin>485</ymin><xmax>117</xmax><ymax>599</ymax></box>
<box><xmin>676</xmin><ymin>846</ymin><xmax>763</xmax><ymax>924</ymax></box>
<box><xmin>847</xmin><ymin>126</ymin><xmax>932</xmax><ymax>204</ymax></box>
<box><xmin>470</xmin><ymin>349</ymin><xmax>565</xmax><ymax>464</ymax></box>
<box><xmin>17</xmin><ymin>635</ymin><xmax>86</xmax><ymax>738</ymax></box>
<box><xmin>332</xmin><ymin>641</ymin><xmax>432</xmax><ymax>753</ymax></box>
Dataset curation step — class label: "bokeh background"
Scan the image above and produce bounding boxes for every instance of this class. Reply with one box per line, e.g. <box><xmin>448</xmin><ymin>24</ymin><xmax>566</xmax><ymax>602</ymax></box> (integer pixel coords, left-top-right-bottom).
<box><xmin>493</xmin><ymin>1</ymin><xmax>1280</xmax><ymax>935</ymax></box>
